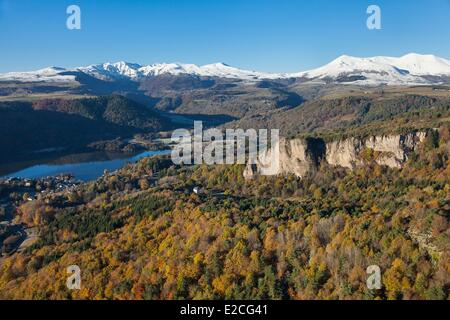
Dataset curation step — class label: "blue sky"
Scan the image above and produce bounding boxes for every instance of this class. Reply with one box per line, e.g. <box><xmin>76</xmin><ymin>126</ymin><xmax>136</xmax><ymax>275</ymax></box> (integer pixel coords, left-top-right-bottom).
<box><xmin>1</xmin><ymin>0</ymin><xmax>449</xmax><ymax>73</ymax></box>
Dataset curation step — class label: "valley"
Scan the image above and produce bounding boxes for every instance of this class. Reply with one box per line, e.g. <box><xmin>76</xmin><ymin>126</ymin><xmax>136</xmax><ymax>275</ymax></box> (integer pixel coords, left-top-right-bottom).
<box><xmin>0</xmin><ymin>53</ymin><xmax>448</xmax><ymax>300</ymax></box>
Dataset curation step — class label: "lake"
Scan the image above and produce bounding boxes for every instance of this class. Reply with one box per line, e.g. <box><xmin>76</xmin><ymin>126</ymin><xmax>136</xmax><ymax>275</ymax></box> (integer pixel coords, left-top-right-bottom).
<box><xmin>0</xmin><ymin>150</ymin><xmax>171</xmax><ymax>182</ymax></box>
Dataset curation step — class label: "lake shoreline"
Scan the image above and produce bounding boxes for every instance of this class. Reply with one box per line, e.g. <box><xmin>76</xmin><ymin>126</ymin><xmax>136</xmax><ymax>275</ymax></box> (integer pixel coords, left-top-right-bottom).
<box><xmin>0</xmin><ymin>149</ymin><xmax>171</xmax><ymax>182</ymax></box>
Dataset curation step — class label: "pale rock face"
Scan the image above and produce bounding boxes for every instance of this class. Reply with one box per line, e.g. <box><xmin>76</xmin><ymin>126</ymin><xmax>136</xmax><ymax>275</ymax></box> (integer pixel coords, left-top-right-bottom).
<box><xmin>326</xmin><ymin>132</ymin><xmax>427</xmax><ymax>169</ymax></box>
<box><xmin>254</xmin><ymin>138</ymin><xmax>325</xmax><ymax>178</ymax></box>
<box><xmin>246</xmin><ymin>131</ymin><xmax>428</xmax><ymax>178</ymax></box>
<box><xmin>325</xmin><ymin>138</ymin><xmax>362</xmax><ymax>169</ymax></box>
<box><xmin>365</xmin><ymin>135</ymin><xmax>405</xmax><ymax>167</ymax></box>
<box><xmin>257</xmin><ymin>138</ymin><xmax>312</xmax><ymax>178</ymax></box>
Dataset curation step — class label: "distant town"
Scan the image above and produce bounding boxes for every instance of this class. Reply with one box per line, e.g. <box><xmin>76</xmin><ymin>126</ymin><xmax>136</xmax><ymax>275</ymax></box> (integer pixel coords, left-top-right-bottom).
<box><xmin>0</xmin><ymin>175</ymin><xmax>81</xmax><ymax>257</ymax></box>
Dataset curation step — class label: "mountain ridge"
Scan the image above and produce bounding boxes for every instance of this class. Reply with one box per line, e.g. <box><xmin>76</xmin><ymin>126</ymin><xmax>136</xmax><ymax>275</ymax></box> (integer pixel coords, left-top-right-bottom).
<box><xmin>1</xmin><ymin>53</ymin><xmax>450</xmax><ymax>86</ymax></box>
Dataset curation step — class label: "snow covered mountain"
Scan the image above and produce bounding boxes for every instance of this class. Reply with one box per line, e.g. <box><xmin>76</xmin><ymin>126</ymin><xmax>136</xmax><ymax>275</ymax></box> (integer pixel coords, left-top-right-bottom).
<box><xmin>292</xmin><ymin>53</ymin><xmax>450</xmax><ymax>85</ymax></box>
<box><xmin>0</xmin><ymin>67</ymin><xmax>77</xmax><ymax>83</ymax></box>
<box><xmin>77</xmin><ymin>61</ymin><xmax>281</xmax><ymax>81</ymax></box>
<box><xmin>1</xmin><ymin>53</ymin><xmax>450</xmax><ymax>86</ymax></box>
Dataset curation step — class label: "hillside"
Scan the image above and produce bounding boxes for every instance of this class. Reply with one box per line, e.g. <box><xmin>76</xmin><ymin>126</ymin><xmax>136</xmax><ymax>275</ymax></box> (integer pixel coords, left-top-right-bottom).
<box><xmin>0</xmin><ymin>95</ymin><xmax>169</xmax><ymax>162</ymax></box>
<box><xmin>0</xmin><ymin>124</ymin><xmax>448</xmax><ymax>300</ymax></box>
<box><xmin>225</xmin><ymin>94</ymin><xmax>450</xmax><ymax>139</ymax></box>
<box><xmin>140</xmin><ymin>75</ymin><xmax>303</xmax><ymax>118</ymax></box>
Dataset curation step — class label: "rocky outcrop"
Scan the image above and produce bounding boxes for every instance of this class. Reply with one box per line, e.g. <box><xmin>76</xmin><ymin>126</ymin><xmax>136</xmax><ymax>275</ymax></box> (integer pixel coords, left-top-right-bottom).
<box><xmin>325</xmin><ymin>138</ymin><xmax>361</xmax><ymax>169</ymax></box>
<box><xmin>255</xmin><ymin>137</ymin><xmax>325</xmax><ymax>178</ymax></box>
<box><xmin>326</xmin><ymin>131</ymin><xmax>427</xmax><ymax>169</ymax></box>
<box><xmin>408</xmin><ymin>228</ymin><xmax>443</xmax><ymax>261</ymax></box>
<box><xmin>245</xmin><ymin>131</ymin><xmax>428</xmax><ymax>179</ymax></box>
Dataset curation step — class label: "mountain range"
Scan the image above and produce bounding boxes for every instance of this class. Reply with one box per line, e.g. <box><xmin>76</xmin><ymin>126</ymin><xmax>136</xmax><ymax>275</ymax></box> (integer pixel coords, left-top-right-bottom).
<box><xmin>2</xmin><ymin>53</ymin><xmax>450</xmax><ymax>86</ymax></box>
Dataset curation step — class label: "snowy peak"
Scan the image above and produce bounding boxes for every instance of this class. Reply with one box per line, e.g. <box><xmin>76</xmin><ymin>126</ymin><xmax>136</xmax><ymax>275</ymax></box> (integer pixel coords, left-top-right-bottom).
<box><xmin>0</xmin><ymin>66</ymin><xmax>76</xmax><ymax>82</ymax></box>
<box><xmin>79</xmin><ymin>61</ymin><xmax>142</xmax><ymax>80</ymax></box>
<box><xmin>188</xmin><ymin>62</ymin><xmax>279</xmax><ymax>79</ymax></box>
<box><xmin>383</xmin><ymin>53</ymin><xmax>450</xmax><ymax>75</ymax></box>
<box><xmin>78</xmin><ymin>61</ymin><xmax>280</xmax><ymax>80</ymax></box>
<box><xmin>295</xmin><ymin>53</ymin><xmax>450</xmax><ymax>85</ymax></box>
<box><xmin>323</xmin><ymin>53</ymin><xmax>450</xmax><ymax>75</ymax></box>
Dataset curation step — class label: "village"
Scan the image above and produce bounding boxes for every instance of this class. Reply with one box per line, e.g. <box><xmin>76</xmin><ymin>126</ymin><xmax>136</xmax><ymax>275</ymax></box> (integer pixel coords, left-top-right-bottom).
<box><xmin>0</xmin><ymin>174</ymin><xmax>81</xmax><ymax>257</ymax></box>
<box><xmin>1</xmin><ymin>174</ymin><xmax>80</xmax><ymax>199</ymax></box>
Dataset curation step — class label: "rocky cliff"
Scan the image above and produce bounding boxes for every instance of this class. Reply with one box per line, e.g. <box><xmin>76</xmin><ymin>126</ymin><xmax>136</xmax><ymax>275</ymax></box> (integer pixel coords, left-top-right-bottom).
<box><xmin>244</xmin><ymin>131</ymin><xmax>428</xmax><ymax>179</ymax></box>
